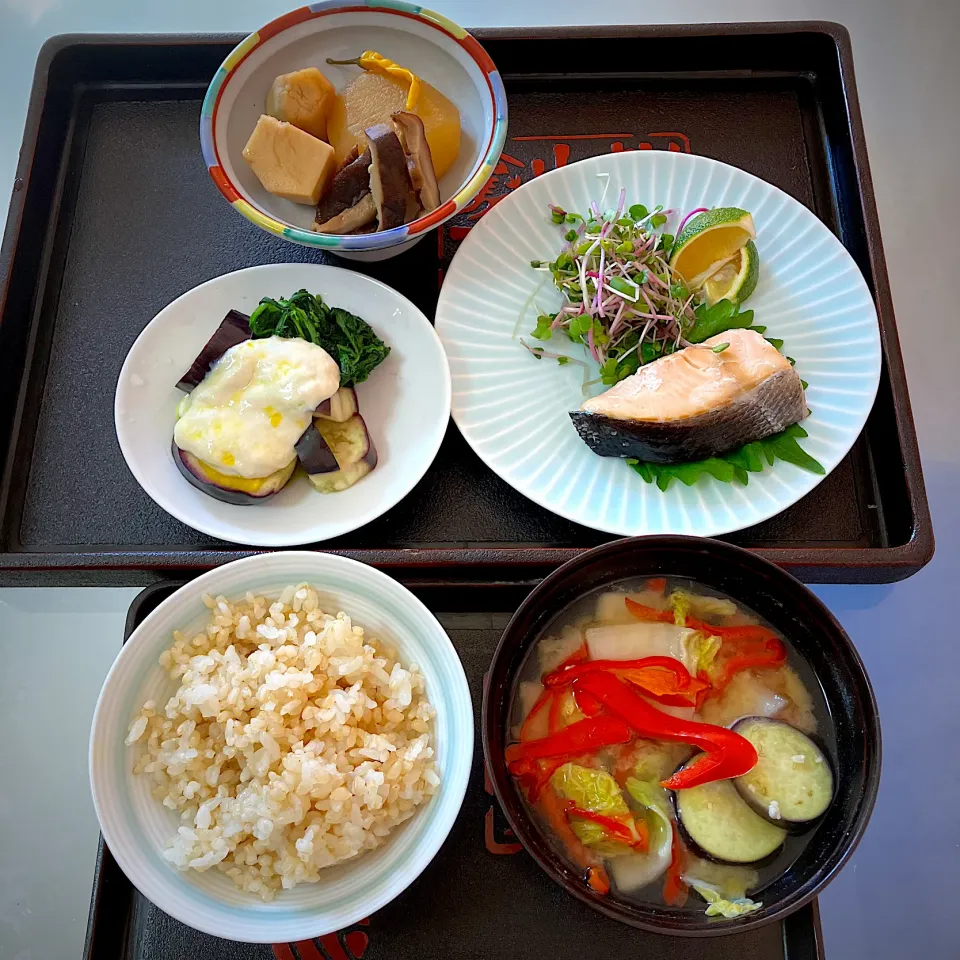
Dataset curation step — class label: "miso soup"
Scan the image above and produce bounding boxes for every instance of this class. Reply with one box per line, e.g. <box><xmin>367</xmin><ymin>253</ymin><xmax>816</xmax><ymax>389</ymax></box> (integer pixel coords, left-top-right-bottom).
<box><xmin>505</xmin><ymin>577</ymin><xmax>835</xmax><ymax>918</ymax></box>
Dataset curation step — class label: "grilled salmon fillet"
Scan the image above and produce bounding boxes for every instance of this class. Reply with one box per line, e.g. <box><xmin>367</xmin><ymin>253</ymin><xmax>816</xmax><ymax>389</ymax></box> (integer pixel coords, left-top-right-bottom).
<box><xmin>569</xmin><ymin>329</ymin><xmax>807</xmax><ymax>463</ymax></box>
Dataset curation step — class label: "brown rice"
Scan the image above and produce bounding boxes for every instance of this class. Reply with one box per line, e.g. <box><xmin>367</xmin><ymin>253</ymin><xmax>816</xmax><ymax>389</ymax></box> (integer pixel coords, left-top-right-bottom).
<box><xmin>125</xmin><ymin>584</ymin><xmax>438</xmax><ymax>899</ymax></box>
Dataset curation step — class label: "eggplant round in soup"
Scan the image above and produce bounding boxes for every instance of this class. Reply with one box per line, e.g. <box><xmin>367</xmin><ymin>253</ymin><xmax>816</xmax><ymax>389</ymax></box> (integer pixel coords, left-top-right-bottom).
<box><xmin>505</xmin><ymin>577</ymin><xmax>836</xmax><ymax>920</ymax></box>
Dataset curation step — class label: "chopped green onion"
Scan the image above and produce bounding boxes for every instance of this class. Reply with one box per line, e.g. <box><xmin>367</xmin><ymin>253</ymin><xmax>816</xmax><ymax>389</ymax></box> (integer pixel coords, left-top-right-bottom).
<box><xmin>712</xmin><ymin>342</ymin><xmax>730</xmax><ymax>353</ymax></box>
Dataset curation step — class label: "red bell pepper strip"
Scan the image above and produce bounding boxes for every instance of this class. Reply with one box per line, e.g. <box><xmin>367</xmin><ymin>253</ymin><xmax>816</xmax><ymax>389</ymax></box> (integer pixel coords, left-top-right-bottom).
<box><xmin>545</xmin><ymin>655</ymin><xmax>691</xmax><ymax>689</ymax></box>
<box><xmin>626</xmin><ymin>595</ymin><xmax>780</xmax><ymax>645</ymax></box>
<box><xmin>509</xmin><ymin>754</ymin><xmax>567</xmax><ymax>803</ymax></box>
<box><xmin>537</xmin><ymin>783</ymin><xmax>609</xmax><ymax>894</ymax></box>
<box><xmin>565</xmin><ymin>804</ymin><xmax>649</xmax><ymax>852</ymax></box>
<box><xmin>539</xmin><ymin>785</ymin><xmax>584</xmax><ymax>855</ymax></box>
<box><xmin>520</xmin><ymin>687</ymin><xmax>554</xmax><ymax>741</ymax></box>
<box><xmin>710</xmin><ymin>638</ymin><xmax>786</xmax><ymax>693</ymax></box>
<box><xmin>619</xmin><ymin>666</ymin><xmax>710</xmax><ymax>705</ymax></box>
<box><xmin>532</xmin><ymin>643</ymin><xmax>590</xmax><ymax>737</ymax></box>
<box><xmin>643</xmin><ymin>688</ymin><xmax>707</xmax><ymax>708</ymax></box>
<box><xmin>546</xmin><ymin>656</ymin><xmax>709</xmax><ymax>706</ymax></box>
<box><xmin>663</xmin><ymin>825</ymin><xmax>689</xmax><ymax>907</ymax></box>
<box><xmin>570</xmin><ymin>673</ymin><xmax>757</xmax><ymax>789</ymax></box>
<box><xmin>695</xmin><ymin>622</ymin><xmax>779</xmax><ymax>643</ymax></box>
<box><xmin>694</xmin><ymin>669</ymin><xmax>712</xmax><ymax>709</ymax></box>
<box><xmin>587</xmin><ymin>865</ymin><xmax>611</xmax><ymax>894</ymax></box>
<box><xmin>559</xmin><ymin>641</ymin><xmax>589</xmax><ymax>667</ymax></box>
<box><xmin>510</xmin><ymin>753</ymin><xmax>564</xmax><ymax>802</ymax></box>
<box><xmin>531</xmin><ymin>757</ymin><xmax>567</xmax><ymax>800</ymax></box>
<box><xmin>505</xmin><ymin>715</ymin><xmax>632</xmax><ymax>766</ymax></box>
<box><xmin>573</xmin><ymin>686</ymin><xmax>603</xmax><ymax>717</ymax></box>
<box><xmin>565</xmin><ymin>806</ymin><xmax>636</xmax><ymax>845</ymax></box>
<box><xmin>624</xmin><ymin>597</ymin><xmax>675</xmax><ymax>623</ymax></box>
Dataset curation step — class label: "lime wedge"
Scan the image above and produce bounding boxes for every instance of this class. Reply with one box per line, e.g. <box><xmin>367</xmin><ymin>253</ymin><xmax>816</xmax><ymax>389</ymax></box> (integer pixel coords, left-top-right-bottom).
<box><xmin>670</xmin><ymin>208</ymin><xmax>756</xmax><ymax>290</ymax></box>
<box><xmin>702</xmin><ymin>240</ymin><xmax>760</xmax><ymax>305</ymax></box>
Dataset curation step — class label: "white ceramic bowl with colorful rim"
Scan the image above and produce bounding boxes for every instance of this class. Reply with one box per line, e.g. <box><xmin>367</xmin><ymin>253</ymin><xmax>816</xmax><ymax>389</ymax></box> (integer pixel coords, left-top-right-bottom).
<box><xmin>200</xmin><ymin>0</ymin><xmax>507</xmax><ymax>257</ymax></box>
<box><xmin>89</xmin><ymin>551</ymin><xmax>473</xmax><ymax>943</ymax></box>
<box><xmin>434</xmin><ymin>151</ymin><xmax>882</xmax><ymax>538</ymax></box>
<box><xmin>115</xmin><ymin>262</ymin><xmax>451</xmax><ymax>547</ymax></box>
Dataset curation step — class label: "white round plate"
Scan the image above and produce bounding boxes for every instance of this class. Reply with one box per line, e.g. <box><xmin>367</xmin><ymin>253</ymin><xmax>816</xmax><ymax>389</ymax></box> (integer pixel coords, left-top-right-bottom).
<box><xmin>116</xmin><ymin>263</ymin><xmax>450</xmax><ymax>546</ymax></box>
<box><xmin>89</xmin><ymin>551</ymin><xmax>472</xmax><ymax>942</ymax></box>
<box><xmin>435</xmin><ymin>152</ymin><xmax>881</xmax><ymax>537</ymax></box>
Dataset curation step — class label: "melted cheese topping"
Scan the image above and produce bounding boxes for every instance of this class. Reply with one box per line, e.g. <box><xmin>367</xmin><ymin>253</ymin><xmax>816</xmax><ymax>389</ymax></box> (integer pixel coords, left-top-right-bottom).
<box><xmin>174</xmin><ymin>336</ymin><xmax>340</xmax><ymax>478</ymax></box>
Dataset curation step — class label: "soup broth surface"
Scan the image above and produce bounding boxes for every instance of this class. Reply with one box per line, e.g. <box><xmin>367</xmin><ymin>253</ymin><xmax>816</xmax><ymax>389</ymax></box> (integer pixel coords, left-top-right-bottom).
<box><xmin>507</xmin><ymin>577</ymin><xmax>835</xmax><ymax>915</ymax></box>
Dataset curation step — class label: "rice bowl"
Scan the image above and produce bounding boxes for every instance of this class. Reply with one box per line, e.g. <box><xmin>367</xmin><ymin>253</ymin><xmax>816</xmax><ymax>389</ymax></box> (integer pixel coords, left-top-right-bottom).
<box><xmin>90</xmin><ymin>552</ymin><xmax>472</xmax><ymax>943</ymax></box>
<box><xmin>125</xmin><ymin>585</ymin><xmax>439</xmax><ymax>899</ymax></box>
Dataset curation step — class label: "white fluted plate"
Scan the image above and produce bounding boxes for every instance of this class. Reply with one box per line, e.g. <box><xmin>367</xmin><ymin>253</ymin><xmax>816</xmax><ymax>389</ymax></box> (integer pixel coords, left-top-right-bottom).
<box><xmin>89</xmin><ymin>552</ymin><xmax>472</xmax><ymax>942</ymax></box>
<box><xmin>435</xmin><ymin>152</ymin><xmax>881</xmax><ymax>537</ymax></box>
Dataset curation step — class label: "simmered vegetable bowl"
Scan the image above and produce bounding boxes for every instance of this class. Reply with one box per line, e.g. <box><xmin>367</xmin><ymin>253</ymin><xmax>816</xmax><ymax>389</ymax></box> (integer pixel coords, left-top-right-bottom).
<box><xmin>507</xmin><ymin>578</ymin><xmax>835</xmax><ymax>920</ymax></box>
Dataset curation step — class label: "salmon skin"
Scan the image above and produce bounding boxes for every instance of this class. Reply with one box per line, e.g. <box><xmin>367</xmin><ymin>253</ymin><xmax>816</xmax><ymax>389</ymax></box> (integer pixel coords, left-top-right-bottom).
<box><xmin>569</xmin><ymin>329</ymin><xmax>807</xmax><ymax>464</ymax></box>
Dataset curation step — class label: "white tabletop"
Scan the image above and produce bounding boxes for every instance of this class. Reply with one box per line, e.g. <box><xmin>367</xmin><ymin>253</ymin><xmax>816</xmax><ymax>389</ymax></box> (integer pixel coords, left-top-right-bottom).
<box><xmin>1</xmin><ymin>1</ymin><xmax>958</xmax><ymax>958</ymax></box>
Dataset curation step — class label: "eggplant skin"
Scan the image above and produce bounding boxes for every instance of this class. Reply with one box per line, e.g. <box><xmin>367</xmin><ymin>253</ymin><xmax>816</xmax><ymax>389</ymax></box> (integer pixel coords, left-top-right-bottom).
<box><xmin>314</xmin><ymin>386</ymin><xmax>359</xmax><ymax>422</ymax></box>
<box><xmin>294</xmin><ymin>422</ymin><xmax>340</xmax><ymax>475</ymax></box>
<box><xmin>173</xmin><ymin>441</ymin><xmax>295</xmax><ymax>505</ymax></box>
<box><xmin>671</xmin><ymin>777</ymin><xmax>786</xmax><ymax>867</ymax></box>
<box><xmin>296</xmin><ymin>414</ymin><xmax>378</xmax><ymax>492</ymax></box>
<box><xmin>176</xmin><ymin>310</ymin><xmax>251</xmax><ymax>392</ymax></box>
<box><xmin>570</xmin><ymin>369</ymin><xmax>806</xmax><ymax>463</ymax></box>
